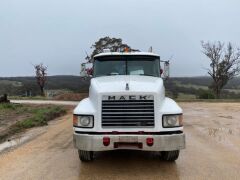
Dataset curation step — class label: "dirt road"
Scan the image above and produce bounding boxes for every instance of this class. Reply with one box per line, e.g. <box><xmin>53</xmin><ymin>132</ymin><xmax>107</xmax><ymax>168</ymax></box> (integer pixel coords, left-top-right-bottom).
<box><xmin>10</xmin><ymin>100</ymin><xmax>78</xmax><ymax>106</ymax></box>
<box><xmin>0</xmin><ymin>102</ymin><xmax>240</xmax><ymax>180</ymax></box>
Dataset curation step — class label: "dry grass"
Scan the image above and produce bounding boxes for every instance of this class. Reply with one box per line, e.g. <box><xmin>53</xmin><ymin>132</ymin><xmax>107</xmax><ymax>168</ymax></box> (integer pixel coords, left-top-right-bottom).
<box><xmin>53</xmin><ymin>93</ymin><xmax>88</xmax><ymax>101</ymax></box>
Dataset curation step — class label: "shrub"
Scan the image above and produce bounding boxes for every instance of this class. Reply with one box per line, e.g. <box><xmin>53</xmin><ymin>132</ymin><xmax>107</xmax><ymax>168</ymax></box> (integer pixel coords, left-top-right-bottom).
<box><xmin>197</xmin><ymin>89</ymin><xmax>215</xmax><ymax>99</ymax></box>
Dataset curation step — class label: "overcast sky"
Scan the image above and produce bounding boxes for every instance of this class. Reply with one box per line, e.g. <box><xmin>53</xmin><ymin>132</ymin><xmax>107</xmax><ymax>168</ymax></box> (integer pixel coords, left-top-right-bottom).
<box><xmin>0</xmin><ymin>0</ymin><xmax>240</xmax><ymax>77</ymax></box>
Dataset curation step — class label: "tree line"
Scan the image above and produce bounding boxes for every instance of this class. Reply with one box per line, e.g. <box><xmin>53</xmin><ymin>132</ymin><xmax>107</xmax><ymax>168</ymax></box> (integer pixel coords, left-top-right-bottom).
<box><xmin>7</xmin><ymin>36</ymin><xmax>240</xmax><ymax>99</ymax></box>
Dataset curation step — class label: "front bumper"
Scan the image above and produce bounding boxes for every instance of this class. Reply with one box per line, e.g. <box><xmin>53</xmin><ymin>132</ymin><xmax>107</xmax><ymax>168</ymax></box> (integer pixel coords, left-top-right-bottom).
<box><xmin>73</xmin><ymin>132</ymin><xmax>185</xmax><ymax>152</ymax></box>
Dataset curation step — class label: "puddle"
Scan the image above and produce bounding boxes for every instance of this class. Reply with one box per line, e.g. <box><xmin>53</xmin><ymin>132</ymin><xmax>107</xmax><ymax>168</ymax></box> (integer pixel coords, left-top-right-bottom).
<box><xmin>208</xmin><ymin>127</ymin><xmax>234</xmax><ymax>142</ymax></box>
<box><xmin>218</xmin><ymin>115</ymin><xmax>233</xmax><ymax>119</ymax></box>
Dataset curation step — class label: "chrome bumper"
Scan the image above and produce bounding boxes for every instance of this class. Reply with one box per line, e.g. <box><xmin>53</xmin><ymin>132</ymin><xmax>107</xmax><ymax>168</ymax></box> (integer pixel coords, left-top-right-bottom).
<box><xmin>73</xmin><ymin>132</ymin><xmax>185</xmax><ymax>152</ymax></box>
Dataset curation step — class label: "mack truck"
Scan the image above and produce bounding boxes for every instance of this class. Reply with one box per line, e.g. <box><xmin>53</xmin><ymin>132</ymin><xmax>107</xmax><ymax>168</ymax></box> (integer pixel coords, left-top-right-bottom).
<box><xmin>73</xmin><ymin>51</ymin><xmax>185</xmax><ymax>162</ymax></box>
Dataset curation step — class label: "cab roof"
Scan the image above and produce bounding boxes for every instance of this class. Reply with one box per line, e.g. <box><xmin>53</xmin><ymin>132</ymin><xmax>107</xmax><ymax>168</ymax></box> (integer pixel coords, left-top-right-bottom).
<box><xmin>94</xmin><ymin>52</ymin><xmax>160</xmax><ymax>59</ymax></box>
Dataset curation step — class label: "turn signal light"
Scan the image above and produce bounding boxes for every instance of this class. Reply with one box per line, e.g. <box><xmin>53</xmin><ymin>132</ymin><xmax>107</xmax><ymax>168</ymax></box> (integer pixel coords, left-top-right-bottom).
<box><xmin>73</xmin><ymin>115</ymin><xmax>78</xmax><ymax>126</ymax></box>
<box><xmin>146</xmin><ymin>137</ymin><xmax>154</xmax><ymax>146</ymax></box>
<box><xmin>179</xmin><ymin>115</ymin><xmax>183</xmax><ymax>126</ymax></box>
<box><xmin>103</xmin><ymin>137</ymin><xmax>110</xmax><ymax>146</ymax></box>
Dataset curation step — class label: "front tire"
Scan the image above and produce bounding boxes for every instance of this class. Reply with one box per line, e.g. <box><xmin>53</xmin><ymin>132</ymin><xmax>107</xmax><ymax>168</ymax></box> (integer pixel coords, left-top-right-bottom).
<box><xmin>160</xmin><ymin>150</ymin><xmax>179</xmax><ymax>161</ymax></box>
<box><xmin>78</xmin><ymin>150</ymin><xmax>94</xmax><ymax>162</ymax></box>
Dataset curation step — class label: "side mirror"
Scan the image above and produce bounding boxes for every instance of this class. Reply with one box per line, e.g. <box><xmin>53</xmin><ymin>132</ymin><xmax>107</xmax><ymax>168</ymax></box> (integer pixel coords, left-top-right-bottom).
<box><xmin>80</xmin><ymin>63</ymin><xmax>93</xmax><ymax>78</ymax></box>
<box><xmin>160</xmin><ymin>61</ymin><xmax>170</xmax><ymax>80</ymax></box>
<box><xmin>163</xmin><ymin>61</ymin><xmax>170</xmax><ymax>79</ymax></box>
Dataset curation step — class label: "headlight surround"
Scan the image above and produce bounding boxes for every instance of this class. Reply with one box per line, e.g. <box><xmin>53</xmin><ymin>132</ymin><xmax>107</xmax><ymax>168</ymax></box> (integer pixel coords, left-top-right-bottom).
<box><xmin>73</xmin><ymin>115</ymin><xmax>94</xmax><ymax>128</ymax></box>
<box><xmin>162</xmin><ymin>114</ymin><xmax>183</xmax><ymax>128</ymax></box>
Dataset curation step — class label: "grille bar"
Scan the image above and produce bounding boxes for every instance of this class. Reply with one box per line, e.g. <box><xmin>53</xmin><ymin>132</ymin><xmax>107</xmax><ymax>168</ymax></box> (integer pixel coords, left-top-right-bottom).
<box><xmin>103</xmin><ymin>112</ymin><xmax>154</xmax><ymax>115</ymax></box>
<box><xmin>102</xmin><ymin>96</ymin><xmax>154</xmax><ymax>128</ymax></box>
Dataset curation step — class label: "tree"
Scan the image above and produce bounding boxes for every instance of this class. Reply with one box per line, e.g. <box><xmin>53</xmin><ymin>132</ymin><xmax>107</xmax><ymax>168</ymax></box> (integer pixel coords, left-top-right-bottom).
<box><xmin>201</xmin><ymin>41</ymin><xmax>240</xmax><ymax>98</ymax></box>
<box><xmin>34</xmin><ymin>63</ymin><xmax>47</xmax><ymax>96</ymax></box>
<box><xmin>87</xmin><ymin>36</ymin><xmax>139</xmax><ymax>62</ymax></box>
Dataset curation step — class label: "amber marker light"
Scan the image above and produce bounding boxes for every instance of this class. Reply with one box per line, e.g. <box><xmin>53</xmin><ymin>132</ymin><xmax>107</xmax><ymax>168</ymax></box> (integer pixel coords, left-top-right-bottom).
<box><xmin>73</xmin><ymin>115</ymin><xmax>78</xmax><ymax>126</ymax></box>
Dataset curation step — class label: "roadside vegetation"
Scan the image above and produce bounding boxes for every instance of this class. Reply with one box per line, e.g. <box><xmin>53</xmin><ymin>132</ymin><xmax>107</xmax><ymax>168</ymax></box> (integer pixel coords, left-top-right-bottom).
<box><xmin>0</xmin><ymin>103</ymin><xmax>66</xmax><ymax>143</ymax></box>
<box><xmin>1</xmin><ymin>75</ymin><xmax>240</xmax><ymax>101</ymax></box>
<box><xmin>0</xmin><ymin>38</ymin><xmax>240</xmax><ymax>101</ymax></box>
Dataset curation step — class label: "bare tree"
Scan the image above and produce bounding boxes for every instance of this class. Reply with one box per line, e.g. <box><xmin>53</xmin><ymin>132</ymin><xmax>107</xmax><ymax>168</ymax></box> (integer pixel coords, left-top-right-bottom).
<box><xmin>34</xmin><ymin>63</ymin><xmax>47</xmax><ymax>96</ymax></box>
<box><xmin>201</xmin><ymin>41</ymin><xmax>240</xmax><ymax>98</ymax></box>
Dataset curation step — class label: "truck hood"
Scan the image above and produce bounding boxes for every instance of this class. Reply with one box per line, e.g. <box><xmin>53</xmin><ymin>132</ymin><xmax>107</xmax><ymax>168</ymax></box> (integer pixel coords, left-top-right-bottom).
<box><xmin>90</xmin><ymin>75</ymin><xmax>164</xmax><ymax>94</ymax></box>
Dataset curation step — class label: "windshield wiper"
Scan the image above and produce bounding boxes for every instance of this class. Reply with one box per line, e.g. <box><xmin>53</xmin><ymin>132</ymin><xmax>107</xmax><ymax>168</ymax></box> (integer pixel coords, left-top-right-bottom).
<box><xmin>107</xmin><ymin>72</ymin><xmax>120</xmax><ymax>76</ymax></box>
<box><xmin>139</xmin><ymin>74</ymin><xmax>155</xmax><ymax>77</ymax></box>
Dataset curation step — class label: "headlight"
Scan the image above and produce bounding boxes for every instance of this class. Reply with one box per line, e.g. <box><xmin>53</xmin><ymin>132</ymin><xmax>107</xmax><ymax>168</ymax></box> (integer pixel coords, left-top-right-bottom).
<box><xmin>73</xmin><ymin>115</ymin><xmax>94</xmax><ymax>128</ymax></box>
<box><xmin>162</xmin><ymin>114</ymin><xmax>183</xmax><ymax>128</ymax></box>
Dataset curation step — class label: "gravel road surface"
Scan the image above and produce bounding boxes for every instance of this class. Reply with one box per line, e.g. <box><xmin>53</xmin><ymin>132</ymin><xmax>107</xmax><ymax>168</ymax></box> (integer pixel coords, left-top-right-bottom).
<box><xmin>0</xmin><ymin>102</ymin><xmax>240</xmax><ymax>180</ymax></box>
<box><xmin>10</xmin><ymin>100</ymin><xmax>78</xmax><ymax>106</ymax></box>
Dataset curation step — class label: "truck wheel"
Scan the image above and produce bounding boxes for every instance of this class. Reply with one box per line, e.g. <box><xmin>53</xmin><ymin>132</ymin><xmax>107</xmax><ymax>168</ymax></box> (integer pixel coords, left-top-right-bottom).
<box><xmin>78</xmin><ymin>150</ymin><xmax>94</xmax><ymax>162</ymax></box>
<box><xmin>160</xmin><ymin>150</ymin><xmax>179</xmax><ymax>161</ymax></box>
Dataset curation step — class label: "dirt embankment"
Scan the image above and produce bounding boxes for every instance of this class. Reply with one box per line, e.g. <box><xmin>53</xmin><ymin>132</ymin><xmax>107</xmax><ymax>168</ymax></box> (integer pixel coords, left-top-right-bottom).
<box><xmin>53</xmin><ymin>93</ymin><xmax>88</xmax><ymax>101</ymax></box>
<box><xmin>0</xmin><ymin>103</ymin><xmax>67</xmax><ymax>143</ymax></box>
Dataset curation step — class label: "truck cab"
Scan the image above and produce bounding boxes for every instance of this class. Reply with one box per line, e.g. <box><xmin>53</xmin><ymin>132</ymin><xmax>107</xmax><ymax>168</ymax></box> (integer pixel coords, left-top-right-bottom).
<box><xmin>73</xmin><ymin>52</ymin><xmax>185</xmax><ymax>162</ymax></box>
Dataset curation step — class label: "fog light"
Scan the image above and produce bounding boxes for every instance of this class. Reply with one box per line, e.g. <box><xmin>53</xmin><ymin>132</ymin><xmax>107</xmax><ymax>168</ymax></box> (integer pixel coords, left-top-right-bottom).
<box><xmin>103</xmin><ymin>137</ymin><xmax>110</xmax><ymax>146</ymax></box>
<box><xmin>146</xmin><ymin>138</ymin><xmax>154</xmax><ymax>146</ymax></box>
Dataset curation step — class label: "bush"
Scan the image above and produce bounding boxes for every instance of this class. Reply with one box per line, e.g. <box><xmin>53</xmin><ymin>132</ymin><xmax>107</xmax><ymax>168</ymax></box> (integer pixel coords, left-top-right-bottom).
<box><xmin>197</xmin><ymin>90</ymin><xmax>215</xmax><ymax>99</ymax></box>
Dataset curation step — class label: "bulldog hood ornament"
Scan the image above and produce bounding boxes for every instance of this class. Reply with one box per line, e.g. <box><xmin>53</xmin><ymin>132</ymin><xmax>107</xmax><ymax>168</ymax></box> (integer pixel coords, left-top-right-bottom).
<box><xmin>125</xmin><ymin>83</ymin><xmax>129</xmax><ymax>91</ymax></box>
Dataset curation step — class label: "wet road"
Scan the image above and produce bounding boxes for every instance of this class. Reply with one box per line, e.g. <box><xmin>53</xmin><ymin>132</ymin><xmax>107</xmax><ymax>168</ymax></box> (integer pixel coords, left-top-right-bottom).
<box><xmin>11</xmin><ymin>100</ymin><xmax>78</xmax><ymax>106</ymax></box>
<box><xmin>0</xmin><ymin>102</ymin><xmax>240</xmax><ymax>180</ymax></box>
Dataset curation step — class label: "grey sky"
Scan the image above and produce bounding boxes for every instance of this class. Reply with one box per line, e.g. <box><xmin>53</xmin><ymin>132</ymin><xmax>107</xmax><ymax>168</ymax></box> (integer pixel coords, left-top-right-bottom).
<box><xmin>0</xmin><ymin>0</ymin><xmax>240</xmax><ymax>77</ymax></box>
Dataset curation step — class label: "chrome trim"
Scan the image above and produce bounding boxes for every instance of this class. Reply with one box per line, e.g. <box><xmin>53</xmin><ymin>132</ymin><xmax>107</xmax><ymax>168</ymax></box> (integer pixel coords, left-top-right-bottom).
<box><xmin>101</xmin><ymin>96</ymin><xmax>155</xmax><ymax>128</ymax></box>
<box><xmin>73</xmin><ymin>133</ymin><xmax>185</xmax><ymax>151</ymax></box>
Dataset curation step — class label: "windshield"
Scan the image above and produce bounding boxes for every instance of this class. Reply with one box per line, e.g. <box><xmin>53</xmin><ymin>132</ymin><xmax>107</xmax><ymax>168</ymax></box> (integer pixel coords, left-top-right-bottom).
<box><xmin>93</xmin><ymin>55</ymin><xmax>160</xmax><ymax>77</ymax></box>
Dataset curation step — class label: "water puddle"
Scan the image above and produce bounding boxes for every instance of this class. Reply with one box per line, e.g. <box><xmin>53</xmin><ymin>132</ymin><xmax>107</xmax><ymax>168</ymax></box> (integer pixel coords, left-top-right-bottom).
<box><xmin>218</xmin><ymin>115</ymin><xmax>233</xmax><ymax>119</ymax></box>
<box><xmin>208</xmin><ymin>127</ymin><xmax>234</xmax><ymax>142</ymax></box>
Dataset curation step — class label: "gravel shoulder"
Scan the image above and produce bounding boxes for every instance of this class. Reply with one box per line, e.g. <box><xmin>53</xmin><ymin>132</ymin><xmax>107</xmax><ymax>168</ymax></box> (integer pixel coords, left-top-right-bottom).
<box><xmin>0</xmin><ymin>102</ymin><xmax>239</xmax><ymax>180</ymax></box>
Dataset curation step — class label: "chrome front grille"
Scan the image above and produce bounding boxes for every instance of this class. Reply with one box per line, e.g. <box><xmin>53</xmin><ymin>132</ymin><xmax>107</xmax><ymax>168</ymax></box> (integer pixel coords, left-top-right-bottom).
<box><xmin>101</xmin><ymin>96</ymin><xmax>154</xmax><ymax>128</ymax></box>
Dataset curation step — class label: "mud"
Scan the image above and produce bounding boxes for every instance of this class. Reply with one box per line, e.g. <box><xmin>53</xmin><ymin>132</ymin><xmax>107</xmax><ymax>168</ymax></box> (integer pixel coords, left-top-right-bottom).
<box><xmin>0</xmin><ymin>102</ymin><xmax>240</xmax><ymax>180</ymax></box>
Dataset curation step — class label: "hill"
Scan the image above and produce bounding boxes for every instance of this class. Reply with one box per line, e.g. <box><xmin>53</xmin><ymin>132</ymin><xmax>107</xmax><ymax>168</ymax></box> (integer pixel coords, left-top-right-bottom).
<box><xmin>0</xmin><ymin>76</ymin><xmax>90</xmax><ymax>96</ymax></box>
<box><xmin>0</xmin><ymin>75</ymin><xmax>240</xmax><ymax>99</ymax></box>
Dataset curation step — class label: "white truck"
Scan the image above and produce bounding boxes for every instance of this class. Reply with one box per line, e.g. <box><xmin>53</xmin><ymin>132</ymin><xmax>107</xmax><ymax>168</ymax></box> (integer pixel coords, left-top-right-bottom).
<box><xmin>73</xmin><ymin>51</ymin><xmax>185</xmax><ymax>162</ymax></box>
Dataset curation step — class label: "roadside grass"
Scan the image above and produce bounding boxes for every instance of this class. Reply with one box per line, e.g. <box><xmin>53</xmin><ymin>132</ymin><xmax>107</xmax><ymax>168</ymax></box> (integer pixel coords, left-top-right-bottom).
<box><xmin>177</xmin><ymin>93</ymin><xmax>196</xmax><ymax>100</ymax></box>
<box><xmin>0</xmin><ymin>103</ymin><xmax>66</xmax><ymax>143</ymax></box>
<box><xmin>171</xmin><ymin>92</ymin><xmax>240</xmax><ymax>102</ymax></box>
<box><xmin>16</xmin><ymin>106</ymin><xmax>66</xmax><ymax>128</ymax></box>
<box><xmin>9</xmin><ymin>96</ymin><xmax>47</xmax><ymax>100</ymax></box>
<box><xmin>9</xmin><ymin>92</ymin><xmax>89</xmax><ymax>101</ymax></box>
<box><xmin>0</xmin><ymin>103</ymin><xmax>22</xmax><ymax>110</ymax></box>
<box><xmin>174</xmin><ymin>81</ymin><xmax>209</xmax><ymax>90</ymax></box>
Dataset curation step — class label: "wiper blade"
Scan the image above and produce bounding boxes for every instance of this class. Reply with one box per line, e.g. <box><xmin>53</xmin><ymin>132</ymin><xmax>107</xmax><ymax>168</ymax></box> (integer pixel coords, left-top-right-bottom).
<box><xmin>139</xmin><ymin>74</ymin><xmax>155</xmax><ymax>77</ymax></box>
<box><xmin>107</xmin><ymin>72</ymin><xmax>119</xmax><ymax>76</ymax></box>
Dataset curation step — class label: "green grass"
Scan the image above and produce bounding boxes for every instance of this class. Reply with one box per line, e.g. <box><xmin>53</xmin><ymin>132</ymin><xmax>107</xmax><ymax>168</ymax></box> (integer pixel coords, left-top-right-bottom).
<box><xmin>16</xmin><ymin>106</ymin><xmax>66</xmax><ymax>129</ymax></box>
<box><xmin>0</xmin><ymin>80</ymin><xmax>23</xmax><ymax>87</ymax></box>
<box><xmin>177</xmin><ymin>93</ymin><xmax>196</xmax><ymax>100</ymax></box>
<box><xmin>224</xmin><ymin>89</ymin><xmax>240</xmax><ymax>93</ymax></box>
<box><xmin>174</xmin><ymin>81</ymin><xmax>209</xmax><ymax>90</ymax></box>
<box><xmin>0</xmin><ymin>103</ymin><xmax>66</xmax><ymax>142</ymax></box>
<box><xmin>0</xmin><ymin>103</ymin><xmax>23</xmax><ymax>110</ymax></box>
<box><xmin>9</xmin><ymin>96</ymin><xmax>48</xmax><ymax>100</ymax></box>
